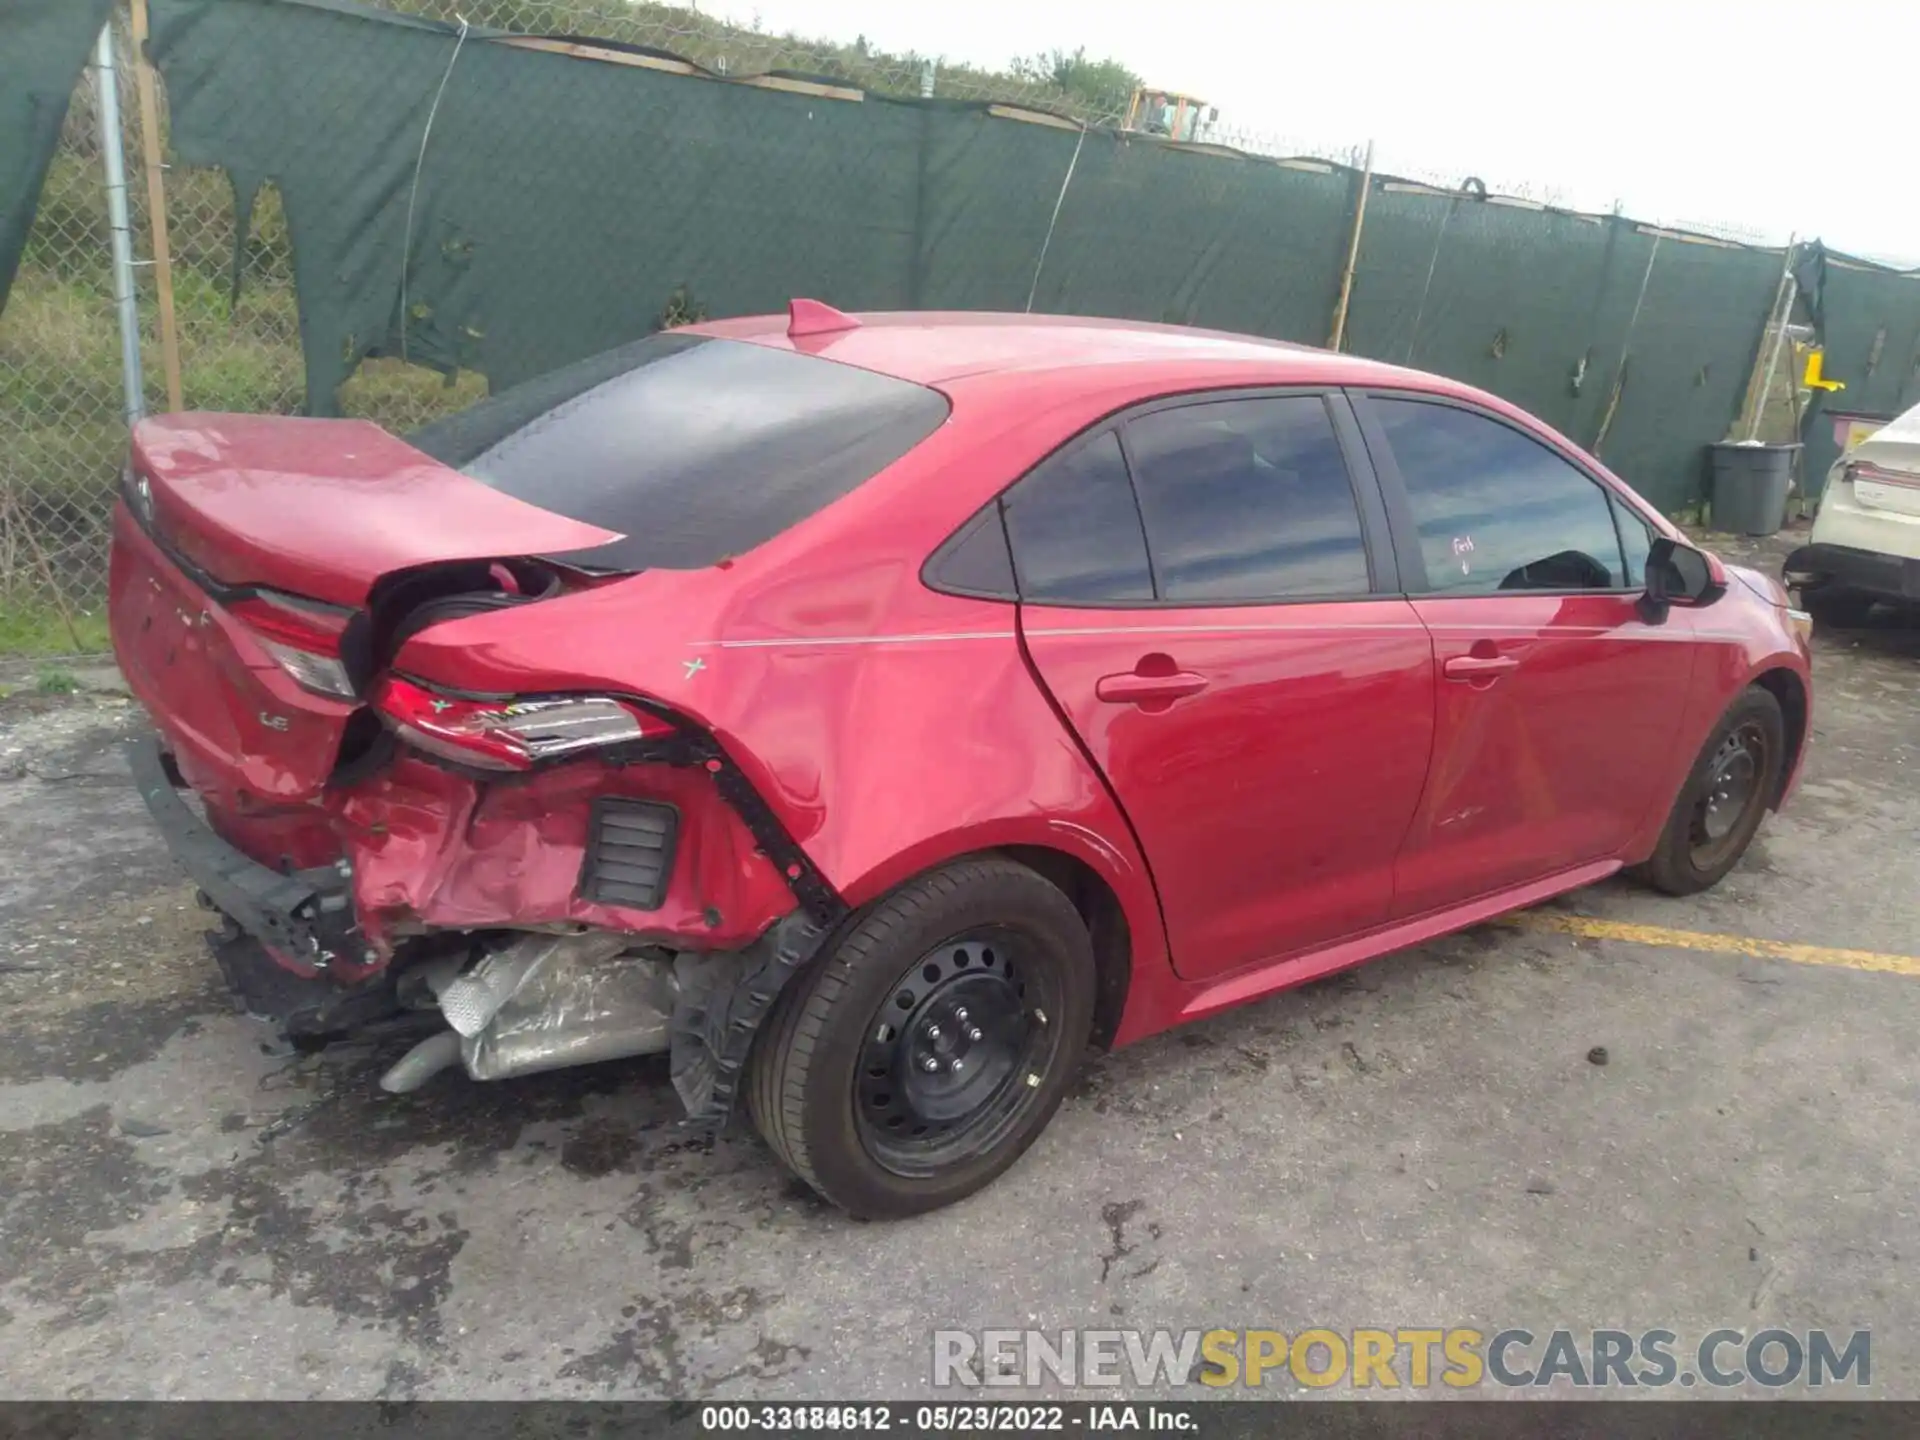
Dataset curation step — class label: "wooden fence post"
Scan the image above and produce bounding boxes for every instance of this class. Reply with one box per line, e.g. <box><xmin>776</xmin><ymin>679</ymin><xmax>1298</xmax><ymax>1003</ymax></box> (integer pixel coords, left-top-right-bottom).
<box><xmin>1326</xmin><ymin>140</ymin><xmax>1374</xmax><ymax>352</ymax></box>
<box><xmin>128</xmin><ymin>0</ymin><xmax>184</xmax><ymax>414</ymax></box>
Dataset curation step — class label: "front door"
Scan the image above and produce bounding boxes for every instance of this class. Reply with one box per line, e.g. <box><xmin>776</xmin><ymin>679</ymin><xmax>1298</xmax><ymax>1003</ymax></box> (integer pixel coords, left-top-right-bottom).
<box><xmin>1002</xmin><ymin>392</ymin><xmax>1436</xmax><ymax>981</ymax></box>
<box><xmin>1354</xmin><ymin>392</ymin><xmax>1698</xmax><ymax>915</ymax></box>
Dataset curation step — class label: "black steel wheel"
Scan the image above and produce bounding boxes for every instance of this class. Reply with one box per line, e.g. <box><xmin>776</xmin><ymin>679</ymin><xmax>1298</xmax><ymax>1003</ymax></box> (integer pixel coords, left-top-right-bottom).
<box><xmin>1687</xmin><ymin>720</ymin><xmax>1772</xmax><ymax>872</ymax></box>
<box><xmin>853</xmin><ymin>931</ymin><xmax>1064</xmax><ymax>1177</ymax></box>
<box><xmin>747</xmin><ymin>857</ymin><xmax>1095</xmax><ymax>1218</ymax></box>
<box><xmin>1634</xmin><ymin>685</ymin><xmax>1787</xmax><ymax>896</ymax></box>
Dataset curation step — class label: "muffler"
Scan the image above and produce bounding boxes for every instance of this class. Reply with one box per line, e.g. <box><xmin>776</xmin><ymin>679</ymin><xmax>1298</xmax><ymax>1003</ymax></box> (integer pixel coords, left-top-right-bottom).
<box><xmin>380</xmin><ymin>932</ymin><xmax>678</xmax><ymax>1092</ymax></box>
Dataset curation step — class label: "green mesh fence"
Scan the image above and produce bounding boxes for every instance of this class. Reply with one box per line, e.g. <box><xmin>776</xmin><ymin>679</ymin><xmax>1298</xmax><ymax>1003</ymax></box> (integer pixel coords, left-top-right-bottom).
<box><xmin>0</xmin><ymin>0</ymin><xmax>115</xmax><ymax>313</ymax></box>
<box><xmin>1</xmin><ymin>0</ymin><xmax>121</xmax><ymax>657</ymax></box>
<box><xmin>1796</xmin><ymin>246</ymin><xmax>1920</xmax><ymax>491</ymax></box>
<box><xmin>4</xmin><ymin>0</ymin><xmax>1890</xmax><ymax>657</ymax></box>
<box><xmin>1332</xmin><ymin>190</ymin><xmax>1782</xmax><ymax>509</ymax></box>
<box><xmin>147</xmin><ymin>0</ymin><xmax>1784</xmax><ymax>513</ymax></box>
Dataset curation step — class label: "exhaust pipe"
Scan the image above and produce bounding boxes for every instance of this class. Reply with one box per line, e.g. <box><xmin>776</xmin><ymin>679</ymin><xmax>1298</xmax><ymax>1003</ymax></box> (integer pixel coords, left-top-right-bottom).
<box><xmin>380</xmin><ymin>932</ymin><xmax>679</xmax><ymax>1093</ymax></box>
<box><xmin>379</xmin><ymin>1030</ymin><xmax>461</xmax><ymax>1094</ymax></box>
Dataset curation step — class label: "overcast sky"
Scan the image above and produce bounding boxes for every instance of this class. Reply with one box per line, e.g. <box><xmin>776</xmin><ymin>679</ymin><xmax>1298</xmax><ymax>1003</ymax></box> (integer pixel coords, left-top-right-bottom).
<box><xmin>701</xmin><ymin>0</ymin><xmax>1918</xmax><ymax>265</ymax></box>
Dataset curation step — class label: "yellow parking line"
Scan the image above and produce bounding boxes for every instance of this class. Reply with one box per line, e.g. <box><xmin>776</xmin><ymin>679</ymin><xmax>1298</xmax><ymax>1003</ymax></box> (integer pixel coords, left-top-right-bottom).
<box><xmin>1503</xmin><ymin>912</ymin><xmax>1920</xmax><ymax>978</ymax></box>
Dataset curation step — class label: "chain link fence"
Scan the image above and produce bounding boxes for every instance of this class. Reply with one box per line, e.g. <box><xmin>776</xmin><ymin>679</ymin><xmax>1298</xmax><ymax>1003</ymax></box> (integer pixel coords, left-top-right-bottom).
<box><xmin>0</xmin><ymin>0</ymin><xmax>1823</xmax><ymax>660</ymax></box>
<box><xmin>3</xmin><ymin>17</ymin><xmax>131</xmax><ymax>658</ymax></box>
<box><xmin>0</xmin><ymin>0</ymin><xmax>1156</xmax><ymax>659</ymax></box>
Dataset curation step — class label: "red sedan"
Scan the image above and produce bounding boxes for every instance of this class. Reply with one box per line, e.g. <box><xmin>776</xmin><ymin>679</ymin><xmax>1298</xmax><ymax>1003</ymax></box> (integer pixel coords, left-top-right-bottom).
<box><xmin>112</xmin><ymin>305</ymin><xmax>1812</xmax><ymax>1217</ymax></box>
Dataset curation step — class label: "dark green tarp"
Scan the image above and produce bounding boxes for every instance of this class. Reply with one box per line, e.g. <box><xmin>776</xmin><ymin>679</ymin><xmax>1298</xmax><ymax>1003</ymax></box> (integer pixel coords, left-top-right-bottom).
<box><xmin>1794</xmin><ymin>245</ymin><xmax>1920</xmax><ymax>491</ymax></box>
<box><xmin>150</xmin><ymin>0</ymin><xmax>1791</xmax><ymax>511</ymax></box>
<box><xmin>0</xmin><ymin>0</ymin><xmax>117</xmax><ymax>315</ymax></box>
<box><xmin>1343</xmin><ymin>193</ymin><xmax>1780</xmax><ymax>504</ymax></box>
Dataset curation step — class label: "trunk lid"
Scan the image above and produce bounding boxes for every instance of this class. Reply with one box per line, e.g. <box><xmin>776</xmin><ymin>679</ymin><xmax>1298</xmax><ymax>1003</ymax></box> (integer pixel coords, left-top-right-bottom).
<box><xmin>132</xmin><ymin>413</ymin><xmax>623</xmax><ymax>606</ymax></box>
<box><xmin>114</xmin><ymin>414</ymin><xmax>623</xmax><ymax>808</ymax></box>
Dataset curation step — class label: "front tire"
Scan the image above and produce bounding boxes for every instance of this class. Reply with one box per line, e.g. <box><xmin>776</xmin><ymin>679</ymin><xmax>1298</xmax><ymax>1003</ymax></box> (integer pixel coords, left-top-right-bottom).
<box><xmin>747</xmin><ymin>857</ymin><xmax>1095</xmax><ymax>1218</ymax></box>
<box><xmin>1633</xmin><ymin>685</ymin><xmax>1785</xmax><ymax>896</ymax></box>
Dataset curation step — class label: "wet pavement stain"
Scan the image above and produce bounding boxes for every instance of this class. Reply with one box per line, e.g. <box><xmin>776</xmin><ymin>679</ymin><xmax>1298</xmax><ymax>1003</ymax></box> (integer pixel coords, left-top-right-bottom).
<box><xmin>0</xmin><ymin>1108</ymin><xmax>171</xmax><ymax>1326</ymax></box>
<box><xmin>1097</xmin><ymin>1199</ymin><xmax>1145</xmax><ymax>1284</ymax></box>
<box><xmin>0</xmin><ymin>992</ymin><xmax>224</xmax><ymax>1085</ymax></box>
<box><xmin>558</xmin><ymin>1286</ymin><xmax>802</xmax><ymax>1393</ymax></box>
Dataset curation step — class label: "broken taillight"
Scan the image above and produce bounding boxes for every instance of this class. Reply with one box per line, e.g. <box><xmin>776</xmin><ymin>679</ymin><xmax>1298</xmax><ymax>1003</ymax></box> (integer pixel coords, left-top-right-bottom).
<box><xmin>372</xmin><ymin>675</ymin><xmax>675</xmax><ymax>770</ymax></box>
<box><xmin>228</xmin><ymin>592</ymin><xmax>356</xmax><ymax>701</ymax></box>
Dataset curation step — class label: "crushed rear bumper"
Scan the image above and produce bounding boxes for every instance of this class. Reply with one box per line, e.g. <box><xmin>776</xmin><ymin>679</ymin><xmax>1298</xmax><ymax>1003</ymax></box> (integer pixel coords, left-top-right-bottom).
<box><xmin>129</xmin><ymin>732</ymin><xmax>835</xmax><ymax>1116</ymax></box>
<box><xmin>130</xmin><ymin>734</ymin><xmax>407</xmax><ymax>1040</ymax></box>
<box><xmin>130</xmin><ymin>734</ymin><xmax>363</xmax><ymax>969</ymax></box>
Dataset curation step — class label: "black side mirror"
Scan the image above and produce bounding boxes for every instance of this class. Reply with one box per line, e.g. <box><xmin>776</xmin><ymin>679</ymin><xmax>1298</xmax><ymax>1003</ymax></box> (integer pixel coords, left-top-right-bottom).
<box><xmin>1640</xmin><ymin>537</ymin><xmax>1726</xmax><ymax>624</ymax></box>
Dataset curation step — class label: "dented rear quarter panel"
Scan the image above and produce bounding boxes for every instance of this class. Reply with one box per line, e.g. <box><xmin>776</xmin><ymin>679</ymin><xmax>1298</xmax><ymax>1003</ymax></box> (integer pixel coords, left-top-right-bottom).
<box><xmin>393</xmin><ymin>379</ymin><xmax>1180</xmax><ymax>1013</ymax></box>
<box><xmin>334</xmin><ymin>753</ymin><xmax>794</xmax><ymax>953</ymax></box>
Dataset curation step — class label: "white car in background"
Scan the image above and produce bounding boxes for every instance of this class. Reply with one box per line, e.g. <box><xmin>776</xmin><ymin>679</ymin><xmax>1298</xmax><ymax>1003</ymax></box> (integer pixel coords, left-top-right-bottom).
<box><xmin>1785</xmin><ymin>400</ymin><xmax>1920</xmax><ymax>624</ymax></box>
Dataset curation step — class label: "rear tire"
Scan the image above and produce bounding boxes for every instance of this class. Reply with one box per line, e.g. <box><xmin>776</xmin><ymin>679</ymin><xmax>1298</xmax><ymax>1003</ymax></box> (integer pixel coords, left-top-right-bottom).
<box><xmin>747</xmin><ymin>856</ymin><xmax>1095</xmax><ymax>1219</ymax></box>
<box><xmin>1633</xmin><ymin>686</ymin><xmax>1785</xmax><ymax>896</ymax></box>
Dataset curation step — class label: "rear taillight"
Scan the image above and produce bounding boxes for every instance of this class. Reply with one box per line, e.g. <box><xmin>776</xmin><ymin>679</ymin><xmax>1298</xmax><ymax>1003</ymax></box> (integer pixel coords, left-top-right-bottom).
<box><xmin>229</xmin><ymin>592</ymin><xmax>356</xmax><ymax>701</ymax></box>
<box><xmin>1851</xmin><ymin>460</ymin><xmax>1920</xmax><ymax>489</ymax></box>
<box><xmin>121</xmin><ymin>461</ymin><xmax>157</xmax><ymax>530</ymax></box>
<box><xmin>255</xmin><ymin>636</ymin><xmax>355</xmax><ymax>700</ymax></box>
<box><xmin>372</xmin><ymin>675</ymin><xmax>674</xmax><ymax>770</ymax></box>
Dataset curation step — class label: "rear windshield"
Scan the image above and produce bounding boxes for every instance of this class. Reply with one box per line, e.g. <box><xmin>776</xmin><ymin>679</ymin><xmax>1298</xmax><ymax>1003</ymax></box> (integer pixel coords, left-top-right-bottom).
<box><xmin>408</xmin><ymin>333</ymin><xmax>950</xmax><ymax>572</ymax></box>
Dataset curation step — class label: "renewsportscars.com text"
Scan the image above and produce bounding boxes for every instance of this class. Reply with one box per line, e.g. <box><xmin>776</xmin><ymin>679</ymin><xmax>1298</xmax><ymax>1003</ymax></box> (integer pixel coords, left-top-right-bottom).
<box><xmin>932</xmin><ymin>1327</ymin><xmax>1871</xmax><ymax>1390</ymax></box>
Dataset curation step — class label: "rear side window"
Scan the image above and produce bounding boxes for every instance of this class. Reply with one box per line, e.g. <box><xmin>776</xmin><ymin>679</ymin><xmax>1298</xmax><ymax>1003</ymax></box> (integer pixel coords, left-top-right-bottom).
<box><xmin>408</xmin><ymin>334</ymin><xmax>949</xmax><ymax>572</ymax></box>
<box><xmin>1372</xmin><ymin>398</ymin><xmax>1627</xmax><ymax>594</ymax></box>
<box><xmin>1124</xmin><ymin>396</ymin><xmax>1370</xmax><ymax>601</ymax></box>
<box><xmin>1002</xmin><ymin>431</ymin><xmax>1155</xmax><ymax>603</ymax></box>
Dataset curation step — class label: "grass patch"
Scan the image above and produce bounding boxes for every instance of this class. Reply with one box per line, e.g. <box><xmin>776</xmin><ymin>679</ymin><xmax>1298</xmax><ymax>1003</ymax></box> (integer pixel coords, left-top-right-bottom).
<box><xmin>0</xmin><ymin>175</ymin><xmax>469</xmax><ymax>655</ymax></box>
<box><xmin>0</xmin><ymin>269</ymin><xmax>125</xmax><ymax>420</ymax></box>
<box><xmin>35</xmin><ymin>668</ymin><xmax>79</xmax><ymax>695</ymax></box>
<box><xmin>339</xmin><ymin>358</ymin><xmax>487</xmax><ymax>432</ymax></box>
<box><xmin>388</xmin><ymin>0</ymin><xmax>1116</xmax><ymax>118</ymax></box>
<box><xmin>0</xmin><ymin>601</ymin><xmax>110</xmax><ymax>658</ymax></box>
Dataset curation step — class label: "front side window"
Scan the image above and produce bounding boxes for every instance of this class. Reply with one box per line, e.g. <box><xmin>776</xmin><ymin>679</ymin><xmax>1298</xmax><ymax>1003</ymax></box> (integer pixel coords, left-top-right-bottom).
<box><xmin>1123</xmin><ymin>396</ymin><xmax>1371</xmax><ymax>602</ymax></box>
<box><xmin>1612</xmin><ymin>496</ymin><xmax>1657</xmax><ymax>587</ymax></box>
<box><xmin>1372</xmin><ymin>398</ymin><xmax>1627</xmax><ymax>594</ymax></box>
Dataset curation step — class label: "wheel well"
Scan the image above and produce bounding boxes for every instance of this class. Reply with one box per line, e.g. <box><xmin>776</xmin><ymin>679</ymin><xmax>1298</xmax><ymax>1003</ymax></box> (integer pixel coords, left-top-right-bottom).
<box><xmin>1752</xmin><ymin>667</ymin><xmax>1807</xmax><ymax>806</ymax></box>
<box><xmin>999</xmin><ymin>845</ymin><xmax>1132</xmax><ymax>1050</ymax></box>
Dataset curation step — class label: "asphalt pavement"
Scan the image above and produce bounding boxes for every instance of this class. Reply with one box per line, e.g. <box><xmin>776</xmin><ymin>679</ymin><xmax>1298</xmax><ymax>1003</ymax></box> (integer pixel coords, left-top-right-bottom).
<box><xmin>3</xmin><ymin>537</ymin><xmax>1918</xmax><ymax>1400</ymax></box>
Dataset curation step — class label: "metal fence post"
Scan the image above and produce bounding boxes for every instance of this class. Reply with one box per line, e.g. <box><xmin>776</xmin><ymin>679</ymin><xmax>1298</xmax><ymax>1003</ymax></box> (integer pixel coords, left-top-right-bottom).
<box><xmin>92</xmin><ymin>21</ymin><xmax>146</xmax><ymax>427</ymax></box>
<box><xmin>1744</xmin><ymin>237</ymin><xmax>1799</xmax><ymax>445</ymax></box>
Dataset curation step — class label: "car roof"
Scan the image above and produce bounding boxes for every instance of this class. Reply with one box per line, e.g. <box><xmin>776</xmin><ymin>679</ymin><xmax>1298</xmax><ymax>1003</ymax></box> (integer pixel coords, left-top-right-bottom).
<box><xmin>688</xmin><ymin>309</ymin><xmax>1444</xmax><ymax>395</ymax></box>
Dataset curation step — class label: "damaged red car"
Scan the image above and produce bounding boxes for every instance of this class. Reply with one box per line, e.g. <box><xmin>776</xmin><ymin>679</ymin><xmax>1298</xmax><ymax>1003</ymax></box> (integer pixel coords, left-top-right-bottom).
<box><xmin>113</xmin><ymin>304</ymin><xmax>1813</xmax><ymax>1217</ymax></box>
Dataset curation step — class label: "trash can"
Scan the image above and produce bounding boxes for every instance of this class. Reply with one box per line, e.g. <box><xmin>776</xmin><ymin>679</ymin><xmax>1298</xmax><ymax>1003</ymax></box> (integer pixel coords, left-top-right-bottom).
<box><xmin>1709</xmin><ymin>442</ymin><xmax>1799</xmax><ymax>536</ymax></box>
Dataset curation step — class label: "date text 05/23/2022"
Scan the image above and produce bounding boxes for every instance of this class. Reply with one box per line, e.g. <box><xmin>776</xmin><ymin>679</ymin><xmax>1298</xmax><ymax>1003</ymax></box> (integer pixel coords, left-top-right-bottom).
<box><xmin>699</xmin><ymin>1404</ymin><xmax>1195</xmax><ymax>1432</ymax></box>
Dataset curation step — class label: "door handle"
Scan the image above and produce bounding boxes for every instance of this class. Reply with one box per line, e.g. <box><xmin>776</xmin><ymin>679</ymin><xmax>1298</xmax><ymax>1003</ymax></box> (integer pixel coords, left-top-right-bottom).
<box><xmin>1095</xmin><ymin>670</ymin><xmax>1210</xmax><ymax>704</ymax></box>
<box><xmin>1442</xmin><ymin>654</ymin><xmax>1519</xmax><ymax>681</ymax></box>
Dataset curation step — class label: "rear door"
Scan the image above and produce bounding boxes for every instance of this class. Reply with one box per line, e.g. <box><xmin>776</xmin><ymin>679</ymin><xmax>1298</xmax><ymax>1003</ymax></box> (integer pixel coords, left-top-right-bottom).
<box><xmin>1352</xmin><ymin>392</ymin><xmax>1696</xmax><ymax>915</ymax></box>
<box><xmin>1009</xmin><ymin>390</ymin><xmax>1436</xmax><ymax>982</ymax></box>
